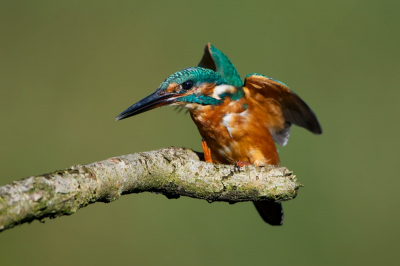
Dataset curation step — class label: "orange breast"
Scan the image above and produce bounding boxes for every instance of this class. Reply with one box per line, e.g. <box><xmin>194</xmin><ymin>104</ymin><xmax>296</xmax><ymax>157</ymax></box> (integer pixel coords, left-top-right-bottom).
<box><xmin>189</xmin><ymin>92</ymin><xmax>280</xmax><ymax>166</ymax></box>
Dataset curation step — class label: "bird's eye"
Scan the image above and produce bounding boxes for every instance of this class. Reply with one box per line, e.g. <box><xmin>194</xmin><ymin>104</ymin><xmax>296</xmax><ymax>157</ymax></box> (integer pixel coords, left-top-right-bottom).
<box><xmin>182</xmin><ymin>80</ymin><xmax>194</xmax><ymax>90</ymax></box>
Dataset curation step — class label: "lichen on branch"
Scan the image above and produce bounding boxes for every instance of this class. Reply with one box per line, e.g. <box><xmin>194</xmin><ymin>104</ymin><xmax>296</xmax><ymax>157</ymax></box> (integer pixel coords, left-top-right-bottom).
<box><xmin>0</xmin><ymin>147</ymin><xmax>301</xmax><ymax>232</ymax></box>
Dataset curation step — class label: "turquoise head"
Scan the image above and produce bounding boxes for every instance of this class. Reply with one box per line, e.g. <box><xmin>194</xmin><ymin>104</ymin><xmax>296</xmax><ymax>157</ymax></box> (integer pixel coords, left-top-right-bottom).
<box><xmin>116</xmin><ymin>67</ymin><xmax>230</xmax><ymax>120</ymax></box>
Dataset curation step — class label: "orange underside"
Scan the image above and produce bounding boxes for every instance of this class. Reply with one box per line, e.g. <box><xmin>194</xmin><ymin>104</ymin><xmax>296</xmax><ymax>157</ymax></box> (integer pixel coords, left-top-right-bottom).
<box><xmin>192</xmin><ymin>85</ymin><xmax>281</xmax><ymax>167</ymax></box>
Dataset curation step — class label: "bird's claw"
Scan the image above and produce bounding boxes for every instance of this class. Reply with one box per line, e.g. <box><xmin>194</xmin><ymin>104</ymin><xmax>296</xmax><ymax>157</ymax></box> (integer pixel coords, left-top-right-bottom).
<box><xmin>234</xmin><ymin>161</ymin><xmax>251</xmax><ymax>172</ymax></box>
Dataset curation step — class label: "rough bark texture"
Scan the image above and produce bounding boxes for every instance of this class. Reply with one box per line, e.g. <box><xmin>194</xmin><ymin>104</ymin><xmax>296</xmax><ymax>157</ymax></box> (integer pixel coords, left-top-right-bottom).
<box><xmin>0</xmin><ymin>147</ymin><xmax>301</xmax><ymax>232</ymax></box>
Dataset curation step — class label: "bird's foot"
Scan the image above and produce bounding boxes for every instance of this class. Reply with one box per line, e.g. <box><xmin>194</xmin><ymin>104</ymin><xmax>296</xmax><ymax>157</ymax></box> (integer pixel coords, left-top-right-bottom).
<box><xmin>234</xmin><ymin>161</ymin><xmax>251</xmax><ymax>172</ymax></box>
<box><xmin>201</xmin><ymin>139</ymin><xmax>213</xmax><ymax>163</ymax></box>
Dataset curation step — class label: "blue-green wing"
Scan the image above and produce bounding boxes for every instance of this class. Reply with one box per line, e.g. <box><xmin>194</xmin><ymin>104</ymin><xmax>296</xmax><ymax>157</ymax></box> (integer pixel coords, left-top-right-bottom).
<box><xmin>198</xmin><ymin>43</ymin><xmax>242</xmax><ymax>88</ymax></box>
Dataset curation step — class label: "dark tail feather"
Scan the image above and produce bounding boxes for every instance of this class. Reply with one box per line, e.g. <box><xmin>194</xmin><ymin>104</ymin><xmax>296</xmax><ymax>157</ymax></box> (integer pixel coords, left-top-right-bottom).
<box><xmin>253</xmin><ymin>201</ymin><xmax>284</xmax><ymax>226</ymax></box>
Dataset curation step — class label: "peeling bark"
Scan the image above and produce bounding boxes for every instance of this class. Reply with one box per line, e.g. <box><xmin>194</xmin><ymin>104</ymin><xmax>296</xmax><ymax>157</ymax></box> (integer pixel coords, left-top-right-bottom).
<box><xmin>0</xmin><ymin>147</ymin><xmax>301</xmax><ymax>232</ymax></box>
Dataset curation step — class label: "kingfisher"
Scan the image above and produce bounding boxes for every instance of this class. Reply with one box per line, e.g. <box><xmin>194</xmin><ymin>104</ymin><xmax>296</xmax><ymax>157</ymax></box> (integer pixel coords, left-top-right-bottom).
<box><xmin>116</xmin><ymin>43</ymin><xmax>322</xmax><ymax>226</ymax></box>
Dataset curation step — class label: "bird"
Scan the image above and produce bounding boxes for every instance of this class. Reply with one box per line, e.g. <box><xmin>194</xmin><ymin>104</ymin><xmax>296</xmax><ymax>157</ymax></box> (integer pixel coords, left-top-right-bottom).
<box><xmin>116</xmin><ymin>43</ymin><xmax>322</xmax><ymax>226</ymax></box>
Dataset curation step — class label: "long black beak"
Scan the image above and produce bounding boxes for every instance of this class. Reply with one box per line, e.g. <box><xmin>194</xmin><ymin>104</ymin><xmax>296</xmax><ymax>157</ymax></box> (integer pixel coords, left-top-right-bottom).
<box><xmin>116</xmin><ymin>90</ymin><xmax>177</xmax><ymax>121</ymax></box>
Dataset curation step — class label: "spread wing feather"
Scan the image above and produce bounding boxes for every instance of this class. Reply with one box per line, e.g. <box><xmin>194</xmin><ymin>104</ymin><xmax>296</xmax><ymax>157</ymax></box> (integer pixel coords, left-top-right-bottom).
<box><xmin>244</xmin><ymin>74</ymin><xmax>322</xmax><ymax>146</ymax></box>
<box><xmin>198</xmin><ymin>43</ymin><xmax>242</xmax><ymax>88</ymax></box>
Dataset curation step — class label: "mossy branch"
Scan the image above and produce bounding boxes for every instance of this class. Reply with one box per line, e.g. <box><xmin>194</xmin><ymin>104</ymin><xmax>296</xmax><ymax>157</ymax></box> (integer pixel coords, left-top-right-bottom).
<box><xmin>0</xmin><ymin>147</ymin><xmax>301</xmax><ymax>232</ymax></box>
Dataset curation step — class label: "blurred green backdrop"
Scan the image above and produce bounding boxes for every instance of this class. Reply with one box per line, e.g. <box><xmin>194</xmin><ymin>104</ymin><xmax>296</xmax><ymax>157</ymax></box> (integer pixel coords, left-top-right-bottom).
<box><xmin>1</xmin><ymin>0</ymin><xmax>399</xmax><ymax>265</ymax></box>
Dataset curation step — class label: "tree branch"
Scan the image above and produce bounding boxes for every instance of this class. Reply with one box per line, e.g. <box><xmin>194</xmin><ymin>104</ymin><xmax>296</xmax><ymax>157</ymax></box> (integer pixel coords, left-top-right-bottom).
<box><xmin>0</xmin><ymin>147</ymin><xmax>301</xmax><ymax>232</ymax></box>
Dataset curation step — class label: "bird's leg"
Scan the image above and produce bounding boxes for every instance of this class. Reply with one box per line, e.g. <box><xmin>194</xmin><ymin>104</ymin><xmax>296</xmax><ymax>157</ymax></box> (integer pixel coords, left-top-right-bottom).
<box><xmin>201</xmin><ymin>139</ymin><xmax>213</xmax><ymax>163</ymax></box>
<box><xmin>234</xmin><ymin>161</ymin><xmax>251</xmax><ymax>172</ymax></box>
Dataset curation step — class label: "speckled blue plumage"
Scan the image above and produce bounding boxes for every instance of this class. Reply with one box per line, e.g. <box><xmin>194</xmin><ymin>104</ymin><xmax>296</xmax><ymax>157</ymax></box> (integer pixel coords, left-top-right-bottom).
<box><xmin>158</xmin><ymin>67</ymin><xmax>227</xmax><ymax>91</ymax></box>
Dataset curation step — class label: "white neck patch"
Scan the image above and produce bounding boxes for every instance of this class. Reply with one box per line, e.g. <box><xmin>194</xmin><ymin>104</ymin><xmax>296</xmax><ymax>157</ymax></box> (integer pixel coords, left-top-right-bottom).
<box><xmin>211</xmin><ymin>85</ymin><xmax>237</xmax><ymax>100</ymax></box>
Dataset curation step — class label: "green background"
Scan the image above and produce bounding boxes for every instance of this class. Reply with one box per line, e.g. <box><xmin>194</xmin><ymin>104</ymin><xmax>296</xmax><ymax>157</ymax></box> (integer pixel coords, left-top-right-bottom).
<box><xmin>1</xmin><ymin>1</ymin><xmax>399</xmax><ymax>265</ymax></box>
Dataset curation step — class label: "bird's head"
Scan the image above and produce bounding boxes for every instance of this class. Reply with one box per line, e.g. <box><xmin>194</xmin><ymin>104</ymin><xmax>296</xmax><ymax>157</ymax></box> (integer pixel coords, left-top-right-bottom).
<box><xmin>116</xmin><ymin>67</ymin><xmax>243</xmax><ymax>120</ymax></box>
